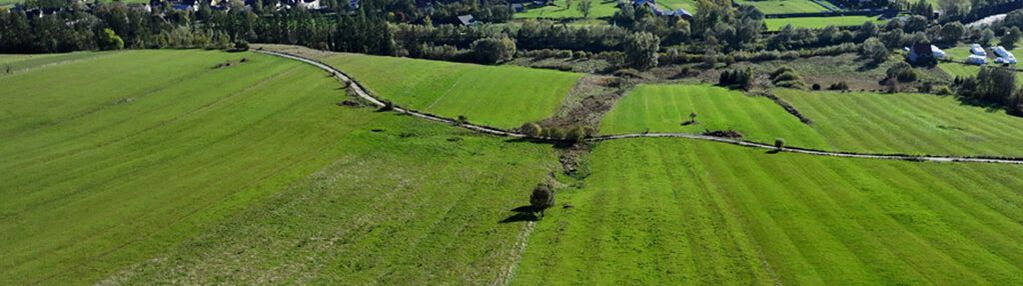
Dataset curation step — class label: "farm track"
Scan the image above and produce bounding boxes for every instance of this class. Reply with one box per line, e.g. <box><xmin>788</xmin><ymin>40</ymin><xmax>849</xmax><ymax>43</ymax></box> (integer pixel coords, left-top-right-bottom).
<box><xmin>259</xmin><ymin>50</ymin><xmax>1023</xmax><ymax>165</ymax></box>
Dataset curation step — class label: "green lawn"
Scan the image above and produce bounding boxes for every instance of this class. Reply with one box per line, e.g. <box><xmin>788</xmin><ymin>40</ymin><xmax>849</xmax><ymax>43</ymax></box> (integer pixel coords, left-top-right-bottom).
<box><xmin>765</xmin><ymin>15</ymin><xmax>885</xmax><ymax>30</ymax></box>
<box><xmin>656</xmin><ymin>0</ymin><xmax>697</xmax><ymax>10</ymax></box>
<box><xmin>0</xmin><ymin>52</ymin><xmax>111</xmax><ymax>75</ymax></box>
<box><xmin>601</xmin><ymin>84</ymin><xmax>1023</xmax><ymax>157</ymax></box>
<box><xmin>737</xmin><ymin>0</ymin><xmax>827</xmax><ymax>14</ymax></box>
<box><xmin>939</xmin><ymin>61</ymin><xmax>981</xmax><ymax>78</ymax></box>
<box><xmin>600</xmin><ymin>84</ymin><xmax>831</xmax><ymax>149</ymax></box>
<box><xmin>0</xmin><ymin>50</ymin><xmax>557</xmax><ymax>284</ymax></box>
<box><xmin>776</xmin><ymin>89</ymin><xmax>1023</xmax><ymax>156</ymax></box>
<box><xmin>321</xmin><ymin>53</ymin><xmax>583</xmax><ymax>129</ymax></box>
<box><xmin>514</xmin><ymin>0</ymin><xmax>622</xmax><ymax>19</ymax></box>
<box><xmin>514</xmin><ymin>138</ymin><xmax>1023</xmax><ymax>285</ymax></box>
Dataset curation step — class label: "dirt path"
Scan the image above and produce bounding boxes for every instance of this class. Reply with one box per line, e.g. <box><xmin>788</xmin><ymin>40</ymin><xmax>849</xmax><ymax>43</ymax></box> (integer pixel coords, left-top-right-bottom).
<box><xmin>258</xmin><ymin>50</ymin><xmax>1023</xmax><ymax>166</ymax></box>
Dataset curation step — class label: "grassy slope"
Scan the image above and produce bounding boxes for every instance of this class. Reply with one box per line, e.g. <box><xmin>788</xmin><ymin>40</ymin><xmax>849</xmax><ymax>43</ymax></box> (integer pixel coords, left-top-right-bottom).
<box><xmin>776</xmin><ymin>89</ymin><xmax>1023</xmax><ymax>156</ymax></box>
<box><xmin>101</xmin><ymin>115</ymin><xmax>557</xmax><ymax>285</ymax></box>
<box><xmin>321</xmin><ymin>53</ymin><xmax>582</xmax><ymax>129</ymax></box>
<box><xmin>0</xmin><ymin>52</ymin><xmax>111</xmax><ymax>74</ymax></box>
<box><xmin>600</xmin><ymin>84</ymin><xmax>830</xmax><ymax>149</ymax></box>
<box><xmin>0</xmin><ymin>50</ymin><xmax>556</xmax><ymax>284</ymax></box>
<box><xmin>514</xmin><ymin>138</ymin><xmax>1023</xmax><ymax>285</ymax></box>
<box><xmin>764</xmin><ymin>16</ymin><xmax>884</xmax><ymax>31</ymax></box>
<box><xmin>737</xmin><ymin>0</ymin><xmax>827</xmax><ymax>14</ymax></box>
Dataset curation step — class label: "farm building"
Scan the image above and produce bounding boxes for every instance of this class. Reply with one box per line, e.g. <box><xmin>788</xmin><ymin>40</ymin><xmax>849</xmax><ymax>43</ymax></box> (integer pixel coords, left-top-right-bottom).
<box><xmin>970</xmin><ymin>43</ymin><xmax>986</xmax><ymax>56</ymax></box>
<box><xmin>457</xmin><ymin>14</ymin><xmax>478</xmax><ymax>26</ymax></box>
<box><xmin>908</xmin><ymin>43</ymin><xmax>945</xmax><ymax>64</ymax></box>
<box><xmin>992</xmin><ymin>46</ymin><xmax>1017</xmax><ymax>64</ymax></box>
<box><xmin>966</xmin><ymin>54</ymin><xmax>987</xmax><ymax>65</ymax></box>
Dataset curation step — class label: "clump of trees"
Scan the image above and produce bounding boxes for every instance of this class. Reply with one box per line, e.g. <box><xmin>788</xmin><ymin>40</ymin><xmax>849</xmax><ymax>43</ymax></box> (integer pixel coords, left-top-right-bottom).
<box><xmin>886</xmin><ymin>62</ymin><xmax>917</xmax><ymax>83</ymax></box>
<box><xmin>624</xmin><ymin>32</ymin><xmax>659</xmax><ymax>70</ymax></box>
<box><xmin>860</xmin><ymin>37</ymin><xmax>888</xmax><ymax>64</ymax></box>
<box><xmin>718</xmin><ymin>68</ymin><xmax>753</xmax><ymax>90</ymax></box>
<box><xmin>470</xmin><ymin>36</ymin><xmax>516</xmax><ymax>64</ymax></box>
<box><xmin>955</xmin><ymin>66</ymin><xmax>1023</xmax><ymax>115</ymax></box>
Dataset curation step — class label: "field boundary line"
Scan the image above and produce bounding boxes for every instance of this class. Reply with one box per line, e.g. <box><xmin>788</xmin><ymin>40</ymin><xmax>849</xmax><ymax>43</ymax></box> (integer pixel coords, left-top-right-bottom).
<box><xmin>492</xmin><ymin>221</ymin><xmax>535</xmax><ymax>286</ymax></box>
<box><xmin>259</xmin><ymin>50</ymin><xmax>1023</xmax><ymax>166</ymax></box>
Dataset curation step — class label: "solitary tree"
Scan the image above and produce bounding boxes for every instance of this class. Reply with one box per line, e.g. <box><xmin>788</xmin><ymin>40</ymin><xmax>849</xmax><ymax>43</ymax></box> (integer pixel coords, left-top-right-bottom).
<box><xmin>774</xmin><ymin>138</ymin><xmax>785</xmax><ymax>150</ymax></box>
<box><xmin>577</xmin><ymin>0</ymin><xmax>592</xmax><ymax>18</ymax></box>
<box><xmin>981</xmin><ymin>28</ymin><xmax>996</xmax><ymax>46</ymax></box>
<box><xmin>530</xmin><ymin>184</ymin><xmax>555</xmax><ymax>217</ymax></box>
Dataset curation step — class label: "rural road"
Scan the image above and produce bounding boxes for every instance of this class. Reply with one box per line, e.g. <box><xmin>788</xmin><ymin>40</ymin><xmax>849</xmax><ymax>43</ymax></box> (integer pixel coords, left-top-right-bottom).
<box><xmin>259</xmin><ymin>50</ymin><xmax>1023</xmax><ymax>165</ymax></box>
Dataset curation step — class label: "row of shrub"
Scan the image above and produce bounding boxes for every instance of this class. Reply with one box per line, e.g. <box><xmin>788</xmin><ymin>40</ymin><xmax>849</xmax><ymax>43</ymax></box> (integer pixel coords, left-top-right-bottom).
<box><xmin>659</xmin><ymin>43</ymin><xmax>860</xmax><ymax>66</ymax></box>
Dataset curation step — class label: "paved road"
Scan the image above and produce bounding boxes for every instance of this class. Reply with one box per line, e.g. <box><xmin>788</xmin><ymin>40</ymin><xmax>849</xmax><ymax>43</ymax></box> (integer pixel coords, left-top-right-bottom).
<box><xmin>260</xmin><ymin>50</ymin><xmax>1023</xmax><ymax>165</ymax></box>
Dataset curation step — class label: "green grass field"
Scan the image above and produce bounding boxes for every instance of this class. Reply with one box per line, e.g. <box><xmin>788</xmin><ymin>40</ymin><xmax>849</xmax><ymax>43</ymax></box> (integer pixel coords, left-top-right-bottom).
<box><xmin>776</xmin><ymin>89</ymin><xmax>1023</xmax><ymax>156</ymax></box>
<box><xmin>320</xmin><ymin>53</ymin><xmax>583</xmax><ymax>129</ymax></box>
<box><xmin>764</xmin><ymin>15</ymin><xmax>885</xmax><ymax>30</ymax></box>
<box><xmin>514</xmin><ymin>0</ymin><xmax>621</xmax><ymax>19</ymax></box>
<box><xmin>9</xmin><ymin>47</ymin><xmax>1023</xmax><ymax>285</ymax></box>
<box><xmin>601</xmin><ymin>84</ymin><xmax>1023</xmax><ymax>157</ymax></box>
<box><xmin>514</xmin><ymin>138</ymin><xmax>1023</xmax><ymax>285</ymax></box>
<box><xmin>0</xmin><ymin>50</ymin><xmax>557</xmax><ymax>284</ymax></box>
<box><xmin>600</xmin><ymin>84</ymin><xmax>831</xmax><ymax>149</ymax></box>
<box><xmin>514</xmin><ymin>0</ymin><xmax>695</xmax><ymax>19</ymax></box>
<box><xmin>0</xmin><ymin>52</ymin><xmax>111</xmax><ymax>74</ymax></box>
<box><xmin>737</xmin><ymin>0</ymin><xmax>827</xmax><ymax>14</ymax></box>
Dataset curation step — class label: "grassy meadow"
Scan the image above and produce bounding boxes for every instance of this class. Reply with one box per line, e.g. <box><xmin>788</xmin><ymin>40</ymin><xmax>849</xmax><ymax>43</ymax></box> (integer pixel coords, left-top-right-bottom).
<box><xmin>600</xmin><ymin>84</ymin><xmax>831</xmax><ymax>149</ymax></box>
<box><xmin>514</xmin><ymin>0</ymin><xmax>621</xmax><ymax>19</ymax></box>
<box><xmin>514</xmin><ymin>138</ymin><xmax>1023</xmax><ymax>285</ymax></box>
<box><xmin>320</xmin><ymin>53</ymin><xmax>583</xmax><ymax>129</ymax></box>
<box><xmin>0</xmin><ymin>50</ymin><xmax>557</xmax><ymax>284</ymax></box>
<box><xmin>737</xmin><ymin>0</ymin><xmax>827</xmax><ymax>14</ymax></box>
<box><xmin>764</xmin><ymin>16</ymin><xmax>885</xmax><ymax>30</ymax></box>
<box><xmin>776</xmin><ymin>89</ymin><xmax>1023</xmax><ymax>156</ymax></box>
<box><xmin>601</xmin><ymin>84</ymin><xmax>1023</xmax><ymax>157</ymax></box>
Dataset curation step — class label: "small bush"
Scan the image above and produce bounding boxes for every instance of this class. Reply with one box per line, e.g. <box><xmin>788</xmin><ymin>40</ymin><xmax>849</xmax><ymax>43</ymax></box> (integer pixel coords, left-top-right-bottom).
<box><xmin>520</xmin><ymin>122</ymin><xmax>543</xmax><ymax>137</ymax></box>
<box><xmin>812</xmin><ymin>83</ymin><xmax>821</xmax><ymax>90</ymax></box>
<box><xmin>774</xmin><ymin>138</ymin><xmax>785</xmax><ymax>149</ymax></box>
<box><xmin>828</xmin><ymin>82</ymin><xmax>850</xmax><ymax>91</ymax></box>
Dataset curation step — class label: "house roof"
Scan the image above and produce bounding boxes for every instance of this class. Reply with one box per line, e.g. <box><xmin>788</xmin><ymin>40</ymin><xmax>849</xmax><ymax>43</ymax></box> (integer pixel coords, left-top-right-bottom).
<box><xmin>457</xmin><ymin>14</ymin><xmax>476</xmax><ymax>25</ymax></box>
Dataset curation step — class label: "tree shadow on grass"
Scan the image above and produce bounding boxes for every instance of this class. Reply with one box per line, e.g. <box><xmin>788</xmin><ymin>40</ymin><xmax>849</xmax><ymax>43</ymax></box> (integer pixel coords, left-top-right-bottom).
<box><xmin>499</xmin><ymin>205</ymin><xmax>539</xmax><ymax>223</ymax></box>
<box><xmin>504</xmin><ymin>137</ymin><xmax>577</xmax><ymax>149</ymax></box>
<box><xmin>765</xmin><ymin>149</ymin><xmax>781</xmax><ymax>154</ymax></box>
